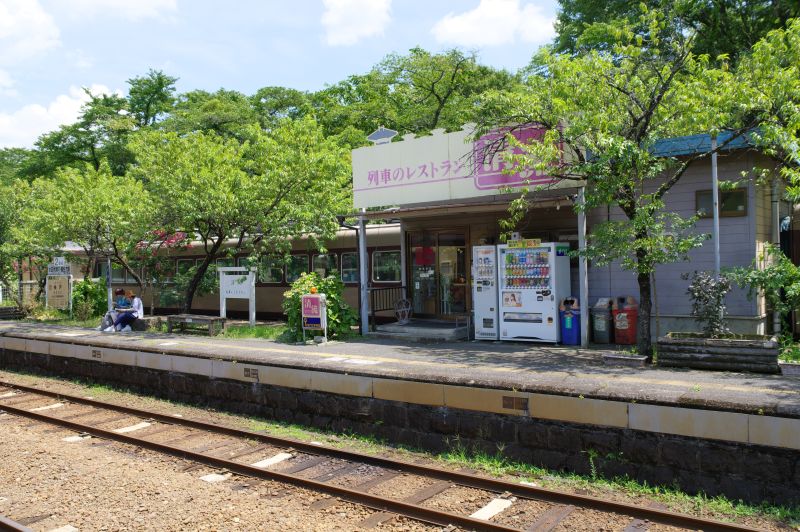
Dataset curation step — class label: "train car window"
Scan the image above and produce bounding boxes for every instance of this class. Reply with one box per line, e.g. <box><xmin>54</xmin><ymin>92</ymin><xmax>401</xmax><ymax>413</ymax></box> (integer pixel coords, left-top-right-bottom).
<box><xmin>372</xmin><ymin>250</ymin><xmax>401</xmax><ymax>282</ymax></box>
<box><xmin>176</xmin><ymin>259</ymin><xmax>196</xmax><ymax>277</ymax></box>
<box><xmin>312</xmin><ymin>254</ymin><xmax>338</xmax><ymax>277</ymax></box>
<box><xmin>239</xmin><ymin>256</ymin><xmax>283</xmax><ymax>283</ymax></box>
<box><xmin>216</xmin><ymin>257</ymin><xmax>235</xmax><ymax>268</ymax></box>
<box><xmin>286</xmin><ymin>255</ymin><xmax>308</xmax><ymax>283</ymax></box>
<box><xmin>340</xmin><ymin>253</ymin><xmax>358</xmax><ymax>283</ymax></box>
<box><xmin>111</xmin><ymin>264</ymin><xmax>126</xmax><ymax>283</ymax></box>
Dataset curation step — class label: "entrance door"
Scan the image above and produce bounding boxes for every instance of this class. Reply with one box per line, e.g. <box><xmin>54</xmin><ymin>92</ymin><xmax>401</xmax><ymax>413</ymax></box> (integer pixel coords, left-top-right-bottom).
<box><xmin>409</xmin><ymin>230</ymin><xmax>467</xmax><ymax>318</ymax></box>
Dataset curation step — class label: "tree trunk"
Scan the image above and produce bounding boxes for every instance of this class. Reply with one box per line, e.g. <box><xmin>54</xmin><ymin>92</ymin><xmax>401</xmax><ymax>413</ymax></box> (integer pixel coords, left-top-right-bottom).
<box><xmin>636</xmin><ymin>271</ymin><xmax>653</xmax><ymax>359</ymax></box>
<box><xmin>181</xmin><ymin>238</ymin><xmax>223</xmax><ymax>312</ymax></box>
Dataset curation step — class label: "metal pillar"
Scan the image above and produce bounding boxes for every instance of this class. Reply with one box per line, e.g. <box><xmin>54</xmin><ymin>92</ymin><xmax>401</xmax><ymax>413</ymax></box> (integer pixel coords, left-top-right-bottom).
<box><xmin>577</xmin><ymin>187</ymin><xmax>589</xmax><ymax>347</ymax></box>
<box><xmin>106</xmin><ymin>257</ymin><xmax>113</xmax><ymax>312</ymax></box>
<box><xmin>711</xmin><ymin>135</ymin><xmax>721</xmax><ymax>278</ymax></box>
<box><xmin>399</xmin><ymin>220</ymin><xmax>407</xmax><ymax>291</ymax></box>
<box><xmin>358</xmin><ymin>210</ymin><xmax>370</xmax><ymax>334</ymax></box>
<box><xmin>772</xmin><ymin>179</ymin><xmax>782</xmax><ymax>334</ymax></box>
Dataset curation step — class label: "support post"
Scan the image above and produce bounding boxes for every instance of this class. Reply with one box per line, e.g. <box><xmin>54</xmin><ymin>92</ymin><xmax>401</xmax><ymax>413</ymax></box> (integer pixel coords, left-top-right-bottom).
<box><xmin>711</xmin><ymin>135</ymin><xmax>721</xmax><ymax>278</ymax></box>
<box><xmin>399</xmin><ymin>220</ymin><xmax>407</xmax><ymax>296</ymax></box>
<box><xmin>358</xmin><ymin>210</ymin><xmax>370</xmax><ymax>335</ymax></box>
<box><xmin>772</xmin><ymin>178</ymin><xmax>781</xmax><ymax>334</ymax></box>
<box><xmin>249</xmin><ymin>267</ymin><xmax>256</xmax><ymax>326</ymax></box>
<box><xmin>106</xmin><ymin>257</ymin><xmax>113</xmax><ymax>312</ymax></box>
<box><xmin>577</xmin><ymin>187</ymin><xmax>589</xmax><ymax>347</ymax></box>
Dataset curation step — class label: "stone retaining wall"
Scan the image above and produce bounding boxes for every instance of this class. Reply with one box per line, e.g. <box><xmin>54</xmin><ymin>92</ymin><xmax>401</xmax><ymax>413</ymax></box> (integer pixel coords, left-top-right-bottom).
<box><xmin>2</xmin><ymin>349</ymin><xmax>798</xmax><ymax>506</ymax></box>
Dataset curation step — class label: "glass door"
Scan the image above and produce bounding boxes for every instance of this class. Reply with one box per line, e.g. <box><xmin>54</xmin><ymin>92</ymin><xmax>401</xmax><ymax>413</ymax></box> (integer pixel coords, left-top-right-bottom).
<box><xmin>408</xmin><ymin>230</ymin><xmax>467</xmax><ymax>318</ymax></box>
<box><xmin>438</xmin><ymin>232</ymin><xmax>466</xmax><ymax>316</ymax></box>
<box><xmin>410</xmin><ymin>232</ymin><xmax>437</xmax><ymax>316</ymax></box>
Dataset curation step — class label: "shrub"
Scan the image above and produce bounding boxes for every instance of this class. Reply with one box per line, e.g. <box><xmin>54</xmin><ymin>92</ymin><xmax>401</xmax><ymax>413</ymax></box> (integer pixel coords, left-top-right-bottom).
<box><xmin>282</xmin><ymin>272</ymin><xmax>357</xmax><ymax>341</ymax></box>
<box><xmin>683</xmin><ymin>270</ymin><xmax>731</xmax><ymax>337</ymax></box>
<box><xmin>71</xmin><ymin>278</ymin><xmax>107</xmax><ymax>317</ymax></box>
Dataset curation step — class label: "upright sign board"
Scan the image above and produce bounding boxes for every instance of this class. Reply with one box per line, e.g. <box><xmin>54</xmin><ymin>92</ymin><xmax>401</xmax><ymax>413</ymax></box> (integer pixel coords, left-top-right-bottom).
<box><xmin>46</xmin><ymin>257</ymin><xmax>72</xmax><ymax>311</ymax></box>
<box><xmin>46</xmin><ymin>275</ymin><xmax>72</xmax><ymax>311</ymax></box>
<box><xmin>352</xmin><ymin>124</ymin><xmax>577</xmax><ymax>209</ymax></box>
<box><xmin>218</xmin><ymin>267</ymin><xmax>256</xmax><ymax>326</ymax></box>
<box><xmin>301</xmin><ymin>293</ymin><xmax>327</xmax><ymax>341</ymax></box>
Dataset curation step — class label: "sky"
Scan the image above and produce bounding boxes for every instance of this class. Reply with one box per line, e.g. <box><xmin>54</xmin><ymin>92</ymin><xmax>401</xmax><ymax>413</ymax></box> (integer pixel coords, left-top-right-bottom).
<box><xmin>0</xmin><ymin>0</ymin><xmax>560</xmax><ymax>148</ymax></box>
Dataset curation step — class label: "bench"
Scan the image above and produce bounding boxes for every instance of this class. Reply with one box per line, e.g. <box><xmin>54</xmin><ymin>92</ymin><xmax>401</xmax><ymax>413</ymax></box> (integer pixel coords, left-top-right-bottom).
<box><xmin>166</xmin><ymin>314</ymin><xmax>227</xmax><ymax>336</ymax></box>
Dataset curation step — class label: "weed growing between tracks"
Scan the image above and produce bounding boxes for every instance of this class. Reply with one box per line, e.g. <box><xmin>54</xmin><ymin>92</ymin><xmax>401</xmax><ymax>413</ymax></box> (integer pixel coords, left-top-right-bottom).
<box><xmin>1</xmin><ymin>367</ymin><xmax>798</xmax><ymax>528</ymax></box>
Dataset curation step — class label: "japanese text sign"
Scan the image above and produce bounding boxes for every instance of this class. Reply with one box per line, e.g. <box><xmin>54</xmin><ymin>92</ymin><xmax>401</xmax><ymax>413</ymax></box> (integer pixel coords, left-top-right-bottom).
<box><xmin>352</xmin><ymin>124</ymin><xmax>574</xmax><ymax>209</ymax></box>
<box><xmin>302</xmin><ymin>293</ymin><xmax>327</xmax><ymax>331</ymax></box>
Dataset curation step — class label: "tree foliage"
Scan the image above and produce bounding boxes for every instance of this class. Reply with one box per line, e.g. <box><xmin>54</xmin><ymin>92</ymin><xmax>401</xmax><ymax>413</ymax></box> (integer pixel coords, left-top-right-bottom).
<box><xmin>477</xmin><ymin>7</ymin><xmax>771</xmax><ymax>356</ymax></box>
<box><xmin>129</xmin><ymin>116</ymin><xmax>351</xmax><ymax>310</ymax></box>
<box><xmin>554</xmin><ymin>0</ymin><xmax>800</xmax><ymax>61</ymax></box>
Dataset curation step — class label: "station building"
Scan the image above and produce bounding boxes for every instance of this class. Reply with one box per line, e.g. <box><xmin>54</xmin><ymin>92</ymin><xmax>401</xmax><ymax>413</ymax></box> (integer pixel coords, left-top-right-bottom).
<box><xmin>350</xmin><ymin>125</ymin><xmax>795</xmax><ymax>342</ymax></box>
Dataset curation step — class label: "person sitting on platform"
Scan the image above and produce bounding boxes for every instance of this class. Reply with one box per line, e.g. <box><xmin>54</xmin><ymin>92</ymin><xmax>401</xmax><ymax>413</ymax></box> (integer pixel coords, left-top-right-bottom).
<box><xmin>112</xmin><ymin>290</ymin><xmax>143</xmax><ymax>332</ymax></box>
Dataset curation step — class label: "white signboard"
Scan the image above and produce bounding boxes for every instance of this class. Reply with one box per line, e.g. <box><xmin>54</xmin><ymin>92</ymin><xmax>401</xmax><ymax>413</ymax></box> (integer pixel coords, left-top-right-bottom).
<box><xmin>48</xmin><ymin>257</ymin><xmax>71</xmax><ymax>276</ymax></box>
<box><xmin>46</xmin><ymin>275</ymin><xmax>72</xmax><ymax>311</ymax></box>
<box><xmin>219</xmin><ymin>267</ymin><xmax>256</xmax><ymax>326</ymax></box>
<box><xmin>352</xmin><ymin>124</ymin><xmax>573</xmax><ymax>209</ymax></box>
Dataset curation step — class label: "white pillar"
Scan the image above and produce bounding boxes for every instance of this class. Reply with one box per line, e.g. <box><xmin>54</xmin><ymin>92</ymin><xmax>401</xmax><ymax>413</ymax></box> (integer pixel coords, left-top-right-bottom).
<box><xmin>577</xmin><ymin>187</ymin><xmax>590</xmax><ymax>347</ymax></box>
<box><xmin>358</xmin><ymin>210</ymin><xmax>370</xmax><ymax>334</ymax></box>
<box><xmin>711</xmin><ymin>135</ymin><xmax>721</xmax><ymax>278</ymax></box>
<box><xmin>106</xmin><ymin>257</ymin><xmax>113</xmax><ymax>312</ymax></box>
<box><xmin>249</xmin><ymin>268</ymin><xmax>256</xmax><ymax>326</ymax></box>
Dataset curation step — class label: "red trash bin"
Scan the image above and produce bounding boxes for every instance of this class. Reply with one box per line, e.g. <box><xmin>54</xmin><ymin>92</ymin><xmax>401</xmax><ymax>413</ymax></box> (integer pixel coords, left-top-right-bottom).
<box><xmin>612</xmin><ymin>296</ymin><xmax>638</xmax><ymax>345</ymax></box>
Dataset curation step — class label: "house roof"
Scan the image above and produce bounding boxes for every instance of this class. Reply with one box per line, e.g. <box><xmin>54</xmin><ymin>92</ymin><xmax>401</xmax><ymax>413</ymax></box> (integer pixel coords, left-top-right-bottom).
<box><xmin>651</xmin><ymin>131</ymin><xmax>754</xmax><ymax>158</ymax></box>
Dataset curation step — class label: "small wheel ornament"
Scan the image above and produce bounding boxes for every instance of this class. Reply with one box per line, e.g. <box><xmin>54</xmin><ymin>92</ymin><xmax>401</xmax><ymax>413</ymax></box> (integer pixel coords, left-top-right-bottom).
<box><xmin>394</xmin><ymin>298</ymin><xmax>412</xmax><ymax>324</ymax></box>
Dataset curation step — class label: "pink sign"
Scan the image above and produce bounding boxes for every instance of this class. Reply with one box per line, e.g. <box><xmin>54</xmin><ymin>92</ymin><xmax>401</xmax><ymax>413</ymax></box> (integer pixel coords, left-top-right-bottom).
<box><xmin>302</xmin><ymin>294</ymin><xmax>322</xmax><ymax>318</ymax></box>
<box><xmin>472</xmin><ymin>126</ymin><xmax>557</xmax><ymax>190</ymax></box>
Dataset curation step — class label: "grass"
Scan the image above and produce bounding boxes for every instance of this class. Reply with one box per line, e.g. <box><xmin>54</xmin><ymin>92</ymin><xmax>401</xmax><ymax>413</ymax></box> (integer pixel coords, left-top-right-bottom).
<box><xmin>2</xmin><ymin>368</ymin><xmax>798</xmax><ymax>528</ymax></box>
<box><xmin>221</xmin><ymin>323</ymin><xmax>290</xmax><ymax>341</ymax></box>
<box><xmin>779</xmin><ymin>340</ymin><xmax>800</xmax><ymax>363</ymax></box>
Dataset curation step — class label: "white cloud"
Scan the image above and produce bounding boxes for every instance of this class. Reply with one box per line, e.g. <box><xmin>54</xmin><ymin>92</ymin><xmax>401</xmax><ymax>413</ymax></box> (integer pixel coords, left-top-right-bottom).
<box><xmin>0</xmin><ymin>0</ymin><xmax>61</xmax><ymax>64</ymax></box>
<box><xmin>432</xmin><ymin>0</ymin><xmax>555</xmax><ymax>47</ymax></box>
<box><xmin>321</xmin><ymin>0</ymin><xmax>391</xmax><ymax>46</ymax></box>
<box><xmin>0</xmin><ymin>69</ymin><xmax>16</xmax><ymax>96</ymax></box>
<box><xmin>0</xmin><ymin>84</ymin><xmax>119</xmax><ymax>148</ymax></box>
<box><xmin>56</xmin><ymin>0</ymin><xmax>178</xmax><ymax>21</ymax></box>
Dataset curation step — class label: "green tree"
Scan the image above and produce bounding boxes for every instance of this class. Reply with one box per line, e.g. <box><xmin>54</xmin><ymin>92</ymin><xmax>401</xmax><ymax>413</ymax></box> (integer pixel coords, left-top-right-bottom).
<box><xmin>0</xmin><ymin>148</ymin><xmax>34</xmax><ymax>185</ymax></box>
<box><xmin>16</xmin><ymin>162</ymin><xmax>153</xmax><ymax>287</ymax></box>
<box><xmin>127</xmin><ymin>69</ymin><xmax>178</xmax><ymax>128</ymax></box>
<box><xmin>163</xmin><ymin>89</ymin><xmax>259</xmax><ymax>141</ymax></box>
<box><xmin>478</xmin><ymin>8</ymin><xmax>762</xmax><ymax>356</ymax></box>
<box><xmin>130</xmin><ymin>116</ymin><xmax>351</xmax><ymax>311</ymax></box>
<box><xmin>554</xmin><ymin>0</ymin><xmax>800</xmax><ymax>60</ymax></box>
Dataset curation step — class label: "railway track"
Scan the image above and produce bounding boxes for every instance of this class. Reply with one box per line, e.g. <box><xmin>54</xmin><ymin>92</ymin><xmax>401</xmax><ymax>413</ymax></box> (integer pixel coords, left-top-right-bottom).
<box><xmin>0</xmin><ymin>380</ymin><xmax>763</xmax><ymax>532</ymax></box>
<box><xmin>0</xmin><ymin>515</ymin><xmax>32</xmax><ymax>532</ymax></box>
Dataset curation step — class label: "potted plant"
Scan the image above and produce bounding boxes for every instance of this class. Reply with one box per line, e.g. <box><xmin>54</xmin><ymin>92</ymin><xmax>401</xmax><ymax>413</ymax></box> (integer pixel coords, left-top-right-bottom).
<box><xmin>728</xmin><ymin>244</ymin><xmax>800</xmax><ymax>376</ymax></box>
<box><xmin>657</xmin><ymin>271</ymin><xmax>780</xmax><ymax>373</ymax></box>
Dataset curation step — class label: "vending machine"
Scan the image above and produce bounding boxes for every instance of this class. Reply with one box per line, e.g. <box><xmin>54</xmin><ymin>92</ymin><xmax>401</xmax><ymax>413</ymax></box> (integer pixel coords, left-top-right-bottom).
<box><xmin>471</xmin><ymin>246</ymin><xmax>499</xmax><ymax>340</ymax></box>
<box><xmin>497</xmin><ymin>241</ymin><xmax>570</xmax><ymax>342</ymax></box>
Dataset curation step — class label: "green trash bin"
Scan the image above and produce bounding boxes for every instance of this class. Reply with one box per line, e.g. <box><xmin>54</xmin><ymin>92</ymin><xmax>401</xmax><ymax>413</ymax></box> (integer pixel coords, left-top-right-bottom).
<box><xmin>591</xmin><ymin>298</ymin><xmax>614</xmax><ymax>343</ymax></box>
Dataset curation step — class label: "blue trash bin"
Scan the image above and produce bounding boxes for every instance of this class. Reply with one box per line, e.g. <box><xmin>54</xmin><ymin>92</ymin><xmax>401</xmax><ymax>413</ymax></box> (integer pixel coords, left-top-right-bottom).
<box><xmin>559</xmin><ymin>297</ymin><xmax>580</xmax><ymax>345</ymax></box>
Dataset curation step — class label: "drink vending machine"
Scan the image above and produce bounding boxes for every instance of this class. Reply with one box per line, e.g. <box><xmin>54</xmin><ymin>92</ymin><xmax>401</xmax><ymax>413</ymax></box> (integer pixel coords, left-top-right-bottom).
<box><xmin>471</xmin><ymin>246</ymin><xmax>499</xmax><ymax>340</ymax></box>
<box><xmin>497</xmin><ymin>242</ymin><xmax>570</xmax><ymax>342</ymax></box>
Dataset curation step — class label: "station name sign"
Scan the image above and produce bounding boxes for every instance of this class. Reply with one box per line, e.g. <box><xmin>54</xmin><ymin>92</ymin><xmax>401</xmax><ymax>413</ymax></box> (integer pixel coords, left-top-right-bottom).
<box><xmin>352</xmin><ymin>124</ymin><xmax>573</xmax><ymax>209</ymax></box>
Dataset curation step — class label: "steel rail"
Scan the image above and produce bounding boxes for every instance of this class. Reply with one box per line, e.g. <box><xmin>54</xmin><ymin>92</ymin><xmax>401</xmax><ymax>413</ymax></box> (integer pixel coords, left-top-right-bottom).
<box><xmin>0</xmin><ymin>380</ymin><xmax>763</xmax><ymax>532</ymax></box>
<box><xmin>0</xmin><ymin>401</ymin><xmax>516</xmax><ymax>532</ymax></box>
<box><xmin>0</xmin><ymin>515</ymin><xmax>32</xmax><ymax>532</ymax></box>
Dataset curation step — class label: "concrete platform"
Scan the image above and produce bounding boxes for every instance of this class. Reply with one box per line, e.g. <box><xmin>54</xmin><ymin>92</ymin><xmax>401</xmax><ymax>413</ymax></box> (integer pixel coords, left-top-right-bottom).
<box><xmin>3</xmin><ymin>321</ymin><xmax>799</xmax><ymax>504</ymax></box>
<box><xmin>371</xmin><ymin>318</ymin><xmax>469</xmax><ymax>342</ymax></box>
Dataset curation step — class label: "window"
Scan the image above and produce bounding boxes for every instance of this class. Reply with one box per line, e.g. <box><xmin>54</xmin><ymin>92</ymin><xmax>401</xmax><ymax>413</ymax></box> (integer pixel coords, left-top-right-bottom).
<box><xmin>341</xmin><ymin>252</ymin><xmax>359</xmax><ymax>283</ymax></box>
<box><xmin>372</xmin><ymin>250</ymin><xmax>401</xmax><ymax>282</ymax></box>
<box><xmin>111</xmin><ymin>264</ymin><xmax>125</xmax><ymax>283</ymax></box>
<box><xmin>240</xmin><ymin>256</ymin><xmax>283</xmax><ymax>283</ymax></box>
<box><xmin>312</xmin><ymin>254</ymin><xmax>338</xmax><ymax>277</ymax></box>
<box><xmin>286</xmin><ymin>255</ymin><xmax>308</xmax><ymax>283</ymax></box>
<box><xmin>696</xmin><ymin>188</ymin><xmax>748</xmax><ymax>218</ymax></box>
<box><xmin>176</xmin><ymin>259</ymin><xmax>196</xmax><ymax>276</ymax></box>
<box><xmin>216</xmin><ymin>257</ymin><xmax>235</xmax><ymax>268</ymax></box>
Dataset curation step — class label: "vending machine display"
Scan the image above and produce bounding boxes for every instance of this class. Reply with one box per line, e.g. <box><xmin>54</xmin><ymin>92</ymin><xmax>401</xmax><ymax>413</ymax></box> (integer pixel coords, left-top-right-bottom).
<box><xmin>472</xmin><ymin>246</ymin><xmax>498</xmax><ymax>340</ymax></box>
<box><xmin>498</xmin><ymin>242</ymin><xmax>570</xmax><ymax>342</ymax></box>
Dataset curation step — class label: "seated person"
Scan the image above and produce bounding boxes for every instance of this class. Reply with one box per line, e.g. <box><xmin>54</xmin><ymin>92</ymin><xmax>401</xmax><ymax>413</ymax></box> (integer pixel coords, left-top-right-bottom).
<box><xmin>100</xmin><ymin>289</ymin><xmax>129</xmax><ymax>331</ymax></box>
<box><xmin>113</xmin><ymin>290</ymin><xmax>143</xmax><ymax>331</ymax></box>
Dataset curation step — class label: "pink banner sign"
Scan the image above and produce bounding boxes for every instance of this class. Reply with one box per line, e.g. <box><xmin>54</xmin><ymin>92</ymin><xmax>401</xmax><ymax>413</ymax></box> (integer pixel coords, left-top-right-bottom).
<box><xmin>302</xmin><ymin>294</ymin><xmax>322</xmax><ymax>318</ymax></box>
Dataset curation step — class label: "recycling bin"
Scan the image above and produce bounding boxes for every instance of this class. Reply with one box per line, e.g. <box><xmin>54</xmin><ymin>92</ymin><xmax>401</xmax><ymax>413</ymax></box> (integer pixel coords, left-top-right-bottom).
<box><xmin>612</xmin><ymin>296</ymin><xmax>638</xmax><ymax>345</ymax></box>
<box><xmin>591</xmin><ymin>298</ymin><xmax>614</xmax><ymax>344</ymax></box>
<box><xmin>559</xmin><ymin>297</ymin><xmax>580</xmax><ymax>346</ymax></box>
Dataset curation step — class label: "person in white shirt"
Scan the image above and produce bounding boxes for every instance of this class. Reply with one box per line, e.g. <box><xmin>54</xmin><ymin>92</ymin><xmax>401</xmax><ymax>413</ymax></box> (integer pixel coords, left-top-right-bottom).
<box><xmin>113</xmin><ymin>290</ymin><xmax>144</xmax><ymax>331</ymax></box>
